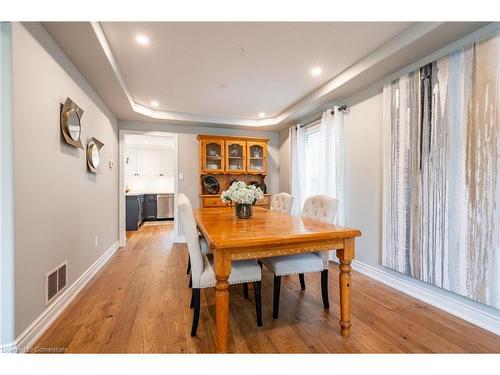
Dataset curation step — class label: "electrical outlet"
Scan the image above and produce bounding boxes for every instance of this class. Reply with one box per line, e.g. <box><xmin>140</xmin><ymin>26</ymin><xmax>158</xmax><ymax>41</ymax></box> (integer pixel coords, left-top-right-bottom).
<box><xmin>179</xmin><ymin>172</ymin><xmax>184</xmax><ymax>180</ymax></box>
<box><xmin>94</xmin><ymin>236</ymin><xmax>98</xmax><ymax>248</ymax></box>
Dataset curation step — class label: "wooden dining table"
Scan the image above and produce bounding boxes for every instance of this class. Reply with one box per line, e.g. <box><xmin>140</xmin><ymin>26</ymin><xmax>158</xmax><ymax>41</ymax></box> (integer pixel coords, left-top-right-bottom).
<box><xmin>193</xmin><ymin>206</ymin><xmax>361</xmax><ymax>353</ymax></box>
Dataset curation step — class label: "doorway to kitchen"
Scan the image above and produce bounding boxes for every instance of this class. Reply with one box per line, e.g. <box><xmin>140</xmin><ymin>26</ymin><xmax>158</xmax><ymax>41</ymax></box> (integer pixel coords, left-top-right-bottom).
<box><xmin>119</xmin><ymin>130</ymin><xmax>179</xmax><ymax>246</ymax></box>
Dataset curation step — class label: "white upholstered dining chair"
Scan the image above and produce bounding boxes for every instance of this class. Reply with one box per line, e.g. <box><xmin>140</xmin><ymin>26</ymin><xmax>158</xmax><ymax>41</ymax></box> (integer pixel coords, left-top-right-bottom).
<box><xmin>178</xmin><ymin>194</ymin><xmax>263</xmax><ymax>336</ymax></box>
<box><xmin>270</xmin><ymin>192</ymin><xmax>294</xmax><ymax>214</ymax></box>
<box><xmin>186</xmin><ymin>228</ymin><xmax>210</xmax><ymax>285</ymax></box>
<box><xmin>186</xmin><ymin>204</ymin><xmax>210</xmax><ymax>287</ymax></box>
<box><xmin>261</xmin><ymin>194</ymin><xmax>339</xmax><ymax>319</ymax></box>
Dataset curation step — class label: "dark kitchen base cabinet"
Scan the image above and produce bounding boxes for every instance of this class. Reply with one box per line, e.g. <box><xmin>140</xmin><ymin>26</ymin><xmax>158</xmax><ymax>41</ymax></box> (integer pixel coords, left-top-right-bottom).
<box><xmin>144</xmin><ymin>194</ymin><xmax>158</xmax><ymax>220</ymax></box>
<box><xmin>127</xmin><ymin>194</ymin><xmax>173</xmax><ymax>231</ymax></box>
<box><xmin>126</xmin><ymin>194</ymin><xmax>145</xmax><ymax>231</ymax></box>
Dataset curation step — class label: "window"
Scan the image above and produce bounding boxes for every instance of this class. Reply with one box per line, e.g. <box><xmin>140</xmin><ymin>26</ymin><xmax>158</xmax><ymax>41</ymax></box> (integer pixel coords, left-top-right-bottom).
<box><xmin>304</xmin><ymin>124</ymin><xmax>320</xmax><ymax>198</ymax></box>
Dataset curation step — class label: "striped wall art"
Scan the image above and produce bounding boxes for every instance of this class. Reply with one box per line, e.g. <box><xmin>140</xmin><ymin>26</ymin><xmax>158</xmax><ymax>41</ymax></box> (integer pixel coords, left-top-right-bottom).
<box><xmin>382</xmin><ymin>32</ymin><xmax>500</xmax><ymax>309</ymax></box>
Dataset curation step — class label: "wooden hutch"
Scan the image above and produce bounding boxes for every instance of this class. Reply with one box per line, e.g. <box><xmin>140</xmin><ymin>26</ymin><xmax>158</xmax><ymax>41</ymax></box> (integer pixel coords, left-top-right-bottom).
<box><xmin>197</xmin><ymin>134</ymin><xmax>271</xmax><ymax>208</ymax></box>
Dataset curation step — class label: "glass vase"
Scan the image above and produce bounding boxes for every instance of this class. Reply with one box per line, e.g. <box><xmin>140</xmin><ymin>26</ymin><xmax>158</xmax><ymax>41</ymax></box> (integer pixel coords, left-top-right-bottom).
<box><xmin>235</xmin><ymin>203</ymin><xmax>252</xmax><ymax>219</ymax></box>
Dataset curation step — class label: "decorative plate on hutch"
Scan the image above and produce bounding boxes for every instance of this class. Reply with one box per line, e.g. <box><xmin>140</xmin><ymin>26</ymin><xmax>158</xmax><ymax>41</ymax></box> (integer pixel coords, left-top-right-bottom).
<box><xmin>203</xmin><ymin>175</ymin><xmax>220</xmax><ymax>195</ymax></box>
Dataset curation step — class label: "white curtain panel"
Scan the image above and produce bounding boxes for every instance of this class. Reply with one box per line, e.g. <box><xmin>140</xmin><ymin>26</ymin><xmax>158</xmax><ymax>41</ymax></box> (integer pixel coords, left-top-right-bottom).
<box><xmin>318</xmin><ymin>108</ymin><xmax>345</xmax><ymax>225</ymax></box>
<box><xmin>290</xmin><ymin>108</ymin><xmax>345</xmax><ymax>224</ymax></box>
<box><xmin>290</xmin><ymin>124</ymin><xmax>305</xmax><ymax>215</ymax></box>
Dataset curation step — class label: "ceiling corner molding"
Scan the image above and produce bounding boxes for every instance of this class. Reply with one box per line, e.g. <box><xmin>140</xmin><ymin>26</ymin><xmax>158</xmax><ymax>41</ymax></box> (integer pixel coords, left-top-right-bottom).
<box><xmin>90</xmin><ymin>22</ymin><xmax>136</xmax><ymax>107</ymax></box>
<box><xmin>89</xmin><ymin>21</ymin><xmax>486</xmax><ymax>129</ymax></box>
<box><xmin>274</xmin><ymin>22</ymin><xmax>445</xmax><ymax>123</ymax></box>
<box><xmin>91</xmin><ymin>21</ymin><xmax>273</xmax><ymax>127</ymax></box>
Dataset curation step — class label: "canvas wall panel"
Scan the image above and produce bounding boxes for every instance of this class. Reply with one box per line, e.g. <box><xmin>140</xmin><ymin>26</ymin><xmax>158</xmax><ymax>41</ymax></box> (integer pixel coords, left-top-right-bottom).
<box><xmin>382</xmin><ymin>32</ymin><xmax>499</xmax><ymax>308</ymax></box>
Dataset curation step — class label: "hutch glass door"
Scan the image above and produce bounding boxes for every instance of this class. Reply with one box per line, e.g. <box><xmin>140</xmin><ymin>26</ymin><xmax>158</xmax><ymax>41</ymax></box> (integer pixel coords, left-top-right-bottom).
<box><xmin>225</xmin><ymin>141</ymin><xmax>246</xmax><ymax>173</ymax></box>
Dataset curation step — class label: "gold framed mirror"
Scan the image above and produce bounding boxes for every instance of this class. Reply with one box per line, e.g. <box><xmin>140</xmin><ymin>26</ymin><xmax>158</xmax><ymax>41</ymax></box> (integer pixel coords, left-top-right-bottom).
<box><xmin>86</xmin><ymin>137</ymin><xmax>104</xmax><ymax>173</ymax></box>
<box><xmin>60</xmin><ymin>97</ymin><xmax>84</xmax><ymax>149</ymax></box>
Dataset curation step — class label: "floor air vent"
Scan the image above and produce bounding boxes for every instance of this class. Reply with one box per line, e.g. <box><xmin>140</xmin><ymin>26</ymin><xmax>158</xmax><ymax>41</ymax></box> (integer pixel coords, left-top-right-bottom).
<box><xmin>45</xmin><ymin>262</ymin><xmax>68</xmax><ymax>305</ymax></box>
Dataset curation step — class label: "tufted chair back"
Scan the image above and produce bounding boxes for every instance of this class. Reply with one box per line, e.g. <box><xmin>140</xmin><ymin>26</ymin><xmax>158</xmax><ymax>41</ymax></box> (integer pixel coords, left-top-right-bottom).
<box><xmin>178</xmin><ymin>194</ymin><xmax>204</xmax><ymax>288</ymax></box>
<box><xmin>270</xmin><ymin>192</ymin><xmax>294</xmax><ymax>214</ymax></box>
<box><xmin>302</xmin><ymin>195</ymin><xmax>339</xmax><ymax>269</ymax></box>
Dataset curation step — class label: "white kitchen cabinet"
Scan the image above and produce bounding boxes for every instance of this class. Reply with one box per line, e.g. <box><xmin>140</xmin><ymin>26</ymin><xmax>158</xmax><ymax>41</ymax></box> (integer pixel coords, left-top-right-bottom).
<box><xmin>137</xmin><ymin>150</ymin><xmax>148</xmax><ymax>175</ymax></box>
<box><xmin>136</xmin><ymin>149</ymin><xmax>159</xmax><ymax>176</ymax></box>
<box><xmin>149</xmin><ymin>150</ymin><xmax>163</xmax><ymax>176</ymax></box>
<box><xmin>125</xmin><ymin>147</ymin><xmax>138</xmax><ymax>176</ymax></box>
<box><xmin>136</xmin><ymin>149</ymin><xmax>148</xmax><ymax>175</ymax></box>
<box><xmin>126</xmin><ymin>146</ymin><xmax>174</xmax><ymax>177</ymax></box>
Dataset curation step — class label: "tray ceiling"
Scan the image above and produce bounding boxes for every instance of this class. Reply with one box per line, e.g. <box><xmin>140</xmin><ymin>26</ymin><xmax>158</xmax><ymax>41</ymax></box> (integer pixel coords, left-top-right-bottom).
<box><xmin>100</xmin><ymin>22</ymin><xmax>411</xmax><ymax>119</ymax></box>
<box><xmin>42</xmin><ymin>22</ymin><xmax>490</xmax><ymax>129</ymax></box>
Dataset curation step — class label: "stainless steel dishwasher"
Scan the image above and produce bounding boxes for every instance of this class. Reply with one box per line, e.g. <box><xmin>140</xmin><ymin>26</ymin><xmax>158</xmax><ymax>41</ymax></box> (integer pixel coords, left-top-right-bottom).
<box><xmin>157</xmin><ymin>193</ymin><xmax>174</xmax><ymax>219</ymax></box>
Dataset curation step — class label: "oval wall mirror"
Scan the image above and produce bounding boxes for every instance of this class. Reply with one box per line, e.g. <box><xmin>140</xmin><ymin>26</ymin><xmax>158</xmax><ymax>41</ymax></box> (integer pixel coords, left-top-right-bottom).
<box><xmin>67</xmin><ymin>110</ymin><xmax>81</xmax><ymax>141</ymax></box>
<box><xmin>86</xmin><ymin>137</ymin><xmax>104</xmax><ymax>173</ymax></box>
<box><xmin>90</xmin><ymin>144</ymin><xmax>100</xmax><ymax>168</ymax></box>
<box><xmin>60</xmin><ymin>97</ymin><xmax>84</xmax><ymax>149</ymax></box>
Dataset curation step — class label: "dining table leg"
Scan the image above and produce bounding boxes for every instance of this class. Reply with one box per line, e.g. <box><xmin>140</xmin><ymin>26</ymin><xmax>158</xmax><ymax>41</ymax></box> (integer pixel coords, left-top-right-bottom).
<box><xmin>338</xmin><ymin>237</ymin><xmax>355</xmax><ymax>337</ymax></box>
<box><xmin>214</xmin><ymin>250</ymin><xmax>231</xmax><ymax>353</ymax></box>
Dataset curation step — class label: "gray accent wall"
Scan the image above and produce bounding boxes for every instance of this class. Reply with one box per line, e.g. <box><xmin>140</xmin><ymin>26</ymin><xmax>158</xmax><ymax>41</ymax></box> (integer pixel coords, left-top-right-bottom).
<box><xmin>278</xmin><ymin>127</ymin><xmax>290</xmax><ymax>194</ymax></box>
<box><xmin>12</xmin><ymin>23</ymin><xmax>119</xmax><ymax>337</ymax></box>
<box><xmin>343</xmin><ymin>89</ymin><xmax>499</xmax><ymax>317</ymax></box>
<box><xmin>1</xmin><ymin>22</ymin><xmax>15</xmax><ymax>348</ymax></box>
<box><xmin>278</xmin><ymin>24</ymin><xmax>500</xmax><ymax>317</ymax></box>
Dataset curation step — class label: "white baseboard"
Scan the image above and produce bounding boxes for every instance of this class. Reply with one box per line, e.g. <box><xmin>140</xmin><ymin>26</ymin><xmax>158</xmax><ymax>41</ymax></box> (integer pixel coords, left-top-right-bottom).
<box><xmin>15</xmin><ymin>241</ymin><xmax>120</xmax><ymax>350</ymax></box>
<box><xmin>350</xmin><ymin>259</ymin><xmax>500</xmax><ymax>335</ymax></box>
<box><xmin>176</xmin><ymin>235</ymin><xmax>186</xmax><ymax>243</ymax></box>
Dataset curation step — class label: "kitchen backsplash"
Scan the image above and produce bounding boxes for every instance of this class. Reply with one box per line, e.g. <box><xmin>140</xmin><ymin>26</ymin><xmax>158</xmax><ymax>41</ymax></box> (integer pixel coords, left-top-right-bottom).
<box><xmin>125</xmin><ymin>176</ymin><xmax>174</xmax><ymax>193</ymax></box>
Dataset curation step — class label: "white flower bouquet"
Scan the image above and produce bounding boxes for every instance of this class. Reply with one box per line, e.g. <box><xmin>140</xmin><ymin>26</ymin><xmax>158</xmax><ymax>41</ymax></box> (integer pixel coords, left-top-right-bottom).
<box><xmin>220</xmin><ymin>181</ymin><xmax>264</xmax><ymax>205</ymax></box>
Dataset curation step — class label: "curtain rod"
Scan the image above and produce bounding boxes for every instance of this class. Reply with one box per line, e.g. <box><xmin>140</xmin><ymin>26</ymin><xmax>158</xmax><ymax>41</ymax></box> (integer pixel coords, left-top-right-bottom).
<box><xmin>298</xmin><ymin>105</ymin><xmax>349</xmax><ymax>128</ymax></box>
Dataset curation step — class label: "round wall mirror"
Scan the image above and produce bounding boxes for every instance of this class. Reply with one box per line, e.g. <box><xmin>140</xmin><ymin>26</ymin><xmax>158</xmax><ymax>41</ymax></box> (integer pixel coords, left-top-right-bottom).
<box><xmin>60</xmin><ymin>97</ymin><xmax>84</xmax><ymax>149</ymax></box>
<box><xmin>67</xmin><ymin>110</ymin><xmax>81</xmax><ymax>141</ymax></box>
<box><xmin>86</xmin><ymin>137</ymin><xmax>104</xmax><ymax>173</ymax></box>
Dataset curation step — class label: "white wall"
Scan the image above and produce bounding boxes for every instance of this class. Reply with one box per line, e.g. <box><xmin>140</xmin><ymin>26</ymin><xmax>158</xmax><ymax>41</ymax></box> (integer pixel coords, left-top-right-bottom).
<box><xmin>119</xmin><ymin>121</ymin><xmax>280</xmax><ymax>210</ymax></box>
<box><xmin>125</xmin><ymin>176</ymin><xmax>174</xmax><ymax>194</ymax></box>
<box><xmin>12</xmin><ymin>23</ymin><xmax>119</xmax><ymax>338</ymax></box>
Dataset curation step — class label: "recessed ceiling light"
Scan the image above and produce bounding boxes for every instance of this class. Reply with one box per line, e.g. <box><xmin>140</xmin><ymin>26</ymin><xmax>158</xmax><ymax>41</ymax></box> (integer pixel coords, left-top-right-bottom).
<box><xmin>258</xmin><ymin>112</ymin><xmax>266</xmax><ymax>118</ymax></box>
<box><xmin>310</xmin><ymin>66</ymin><xmax>322</xmax><ymax>77</ymax></box>
<box><xmin>135</xmin><ymin>34</ymin><xmax>150</xmax><ymax>45</ymax></box>
<box><xmin>150</xmin><ymin>100</ymin><xmax>159</xmax><ymax>107</ymax></box>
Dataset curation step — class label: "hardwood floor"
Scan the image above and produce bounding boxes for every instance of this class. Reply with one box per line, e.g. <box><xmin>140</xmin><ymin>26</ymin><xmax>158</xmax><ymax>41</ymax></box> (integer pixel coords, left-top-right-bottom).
<box><xmin>35</xmin><ymin>224</ymin><xmax>500</xmax><ymax>353</ymax></box>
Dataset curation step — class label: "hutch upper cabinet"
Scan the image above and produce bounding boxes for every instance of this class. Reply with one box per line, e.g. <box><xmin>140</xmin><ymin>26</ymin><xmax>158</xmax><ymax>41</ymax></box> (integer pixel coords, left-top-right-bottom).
<box><xmin>197</xmin><ymin>135</ymin><xmax>270</xmax><ymax>208</ymax></box>
<box><xmin>201</xmin><ymin>139</ymin><xmax>225</xmax><ymax>174</ymax></box>
<box><xmin>198</xmin><ymin>135</ymin><xmax>267</xmax><ymax>174</ymax></box>
<box><xmin>246</xmin><ymin>141</ymin><xmax>267</xmax><ymax>174</ymax></box>
<box><xmin>225</xmin><ymin>140</ymin><xmax>247</xmax><ymax>174</ymax></box>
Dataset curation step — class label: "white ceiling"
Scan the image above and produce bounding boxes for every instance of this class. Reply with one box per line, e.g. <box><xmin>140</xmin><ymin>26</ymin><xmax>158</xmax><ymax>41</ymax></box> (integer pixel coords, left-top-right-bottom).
<box><xmin>42</xmin><ymin>22</ymin><xmax>490</xmax><ymax>129</ymax></box>
<box><xmin>100</xmin><ymin>22</ymin><xmax>411</xmax><ymax>119</ymax></box>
